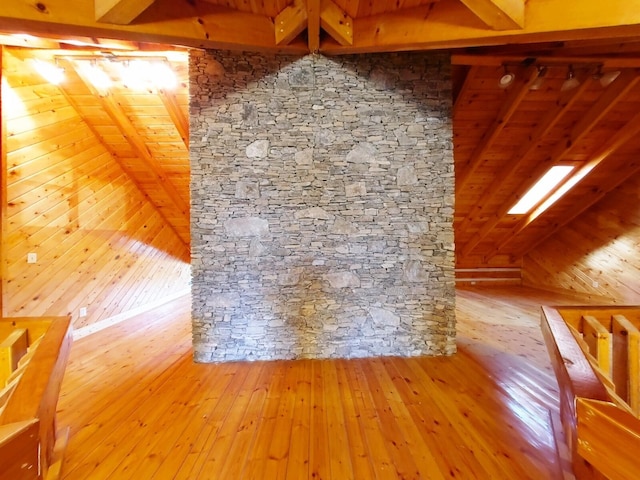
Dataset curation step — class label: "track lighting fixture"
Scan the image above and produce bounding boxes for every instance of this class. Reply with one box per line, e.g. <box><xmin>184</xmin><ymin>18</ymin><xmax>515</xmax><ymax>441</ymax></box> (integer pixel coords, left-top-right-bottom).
<box><xmin>529</xmin><ymin>66</ymin><xmax>547</xmax><ymax>91</ymax></box>
<box><xmin>32</xmin><ymin>59</ymin><xmax>65</xmax><ymax>85</ymax></box>
<box><xmin>593</xmin><ymin>67</ymin><xmax>621</xmax><ymax>87</ymax></box>
<box><xmin>561</xmin><ymin>65</ymin><xmax>580</xmax><ymax>92</ymax></box>
<box><xmin>498</xmin><ymin>60</ymin><xmax>622</xmax><ymax>94</ymax></box>
<box><xmin>499</xmin><ymin>66</ymin><xmax>515</xmax><ymax>89</ymax></box>
<box><xmin>78</xmin><ymin>60</ymin><xmax>113</xmax><ymax>91</ymax></box>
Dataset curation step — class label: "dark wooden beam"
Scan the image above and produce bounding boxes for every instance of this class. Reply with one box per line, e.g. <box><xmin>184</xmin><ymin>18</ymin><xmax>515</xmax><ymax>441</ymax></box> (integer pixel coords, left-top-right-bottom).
<box><xmin>456</xmin><ymin>66</ymin><xmax>538</xmax><ymax>192</ymax></box>
<box><xmin>458</xmin><ymin>0</ymin><xmax>525</xmax><ymax>30</ymax></box>
<box><xmin>490</xmin><ymin>106</ymin><xmax>640</xmax><ymax>259</ymax></box>
<box><xmin>95</xmin><ymin>0</ymin><xmax>156</xmax><ymax>25</ymax></box>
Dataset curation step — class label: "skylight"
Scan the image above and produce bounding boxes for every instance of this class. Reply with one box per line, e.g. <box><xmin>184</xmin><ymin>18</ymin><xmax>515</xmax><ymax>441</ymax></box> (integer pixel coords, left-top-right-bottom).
<box><xmin>508</xmin><ymin>165</ymin><xmax>575</xmax><ymax>215</ymax></box>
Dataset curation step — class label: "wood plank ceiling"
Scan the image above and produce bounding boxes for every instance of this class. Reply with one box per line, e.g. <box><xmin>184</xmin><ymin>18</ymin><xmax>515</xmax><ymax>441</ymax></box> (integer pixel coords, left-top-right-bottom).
<box><xmin>453</xmin><ymin>52</ymin><xmax>640</xmax><ymax>267</ymax></box>
<box><xmin>2</xmin><ymin>0</ymin><xmax>640</xmax><ymax>268</ymax></box>
<box><xmin>2</xmin><ymin>46</ymin><xmax>191</xmax><ymax>247</ymax></box>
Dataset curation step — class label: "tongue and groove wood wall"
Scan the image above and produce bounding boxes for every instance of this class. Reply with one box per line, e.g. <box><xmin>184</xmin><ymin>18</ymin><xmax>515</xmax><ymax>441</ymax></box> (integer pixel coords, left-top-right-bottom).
<box><xmin>523</xmin><ymin>171</ymin><xmax>640</xmax><ymax>303</ymax></box>
<box><xmin>1</xmin><ymin>48</ymin><xmax>191</xmax><ymax>328</ymax></box>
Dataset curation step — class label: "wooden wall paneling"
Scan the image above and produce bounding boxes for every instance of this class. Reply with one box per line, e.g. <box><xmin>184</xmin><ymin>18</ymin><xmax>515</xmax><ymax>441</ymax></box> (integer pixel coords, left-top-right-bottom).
<box><xmin>5</xmin><ymin>170</ymin><xmax>137</xmax><ymax>316</ymax></box>
<box><xmin>6</xmin><ymin>155</ymin><xmax>110</xmax><ymax>239</ymax></box>
<box><xmin>5</xmin><ymin>148</ymin><xmax>121</xmax><ymax>263</ymax></box>
<box><xmin>51</xmin><ymin>62</ymin><xmax>191</xmax><ymax>249</ymax></box>
<box><xmin>2</xmin><ymin>50</ymin><xmax>190</xmax><ymax>329</ymax></box>
<box><xmin>84</xmin><ymin>220</ymin><xmax>187</xmax><ymax>326</ymax></box>
<box><xmin>4</xmin><ymin>166</ymin><xmax>117</xmax><ymax>288</ymax></box>
<box><xmin>566</xmin><ymin>218</ymin><xmax>640</xmax><ymax>298</ymax></box>
<box><xmin>7</xmin><ymin>126</ymin><xmax>97</xmax><ymax>172</ymax></box>
<box><xmin>7</xmin><ymin>105</ymin><xmax>78</xmax><ymax>138</ymax></box>
<box><xmin>4</xmin><ymin>116</ymin><xmax>86</xmax><ymax>155</ymax></box>
<box><xmin>8</xmin><ymin>153</ymin><xmax>188</xmax><ymax>324</ymax></box>
<box><xmin>26</xmin><ymin>202</ymin><xmax>151</xmax><ymax>320</ymax></box>
<box><xmin>523</xmin><ymin>228</ymin><xmax>607</xmax><ymax>295</ymax></box>
<box><xmin>7</xmin><ymin>140</ymin><xmax>105</xmax><ymax>204</ymax></box>
<box><xmin>523</xmin><ymin>172</ymin><xmax>640</xmax><ymax>303</ymax></box>
<box><xmin>1</xmin><ymin>46</ymin><xmax>5</xmax><ymax>317</ymax></box>
<box><xmin>19</xmin><ymin>176</ymin><xmax>178</xmax><ymax>323</ymax></box>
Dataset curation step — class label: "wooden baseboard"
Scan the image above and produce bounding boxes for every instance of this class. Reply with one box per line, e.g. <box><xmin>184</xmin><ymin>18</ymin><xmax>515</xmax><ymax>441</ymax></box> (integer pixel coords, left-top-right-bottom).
<box><xmin>455</xmin><ymin>268</ymin><xmax>522</xmax><ymax>286</ymax></box>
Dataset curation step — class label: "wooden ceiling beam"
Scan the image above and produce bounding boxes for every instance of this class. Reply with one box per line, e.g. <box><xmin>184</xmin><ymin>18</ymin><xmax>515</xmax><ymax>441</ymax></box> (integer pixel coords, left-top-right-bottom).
<box><xmin>307</xmin><ymin>0</ymin><xmax>321</xmax><ymax>53</ymax></box>
<box><xmin>0</xmin><ymin>33</ymin><xmax>61</xmax><ymax>49</ymax></box>
<box><xmin>52</xmin><ymin>63</ymin><xmax>190</xmax><ymax>254</ymax></box>
<box><xmin>456</xmin><ymin>65</ymin><xmax>538</xmax><ymax>192</ymax></box>
<box><xmin>95</xmin><ymin>0</ymin><xmax>156</xmax><ymax>25</ymax></box>
<box><xmin>320</xmin><ymin>0</ymin><xmax>353</xmax><ymax>46</ymax></box>
<box><xmin>453</xmin><ymin>53</ymin><xmax>640</xmax><ymax>69</ymax></box>
<box><xmin>516</xmin><ymin>157</ymin><xmax>640</xmax><ymax>258</ymax></box>
<box><xmin>452</xmin><ymin>65</ymin><xmax>479</xmax><ymax>118</ymax></box>
<box><xmin>500</xmin><ymin>109</ymin><xmax>640</xmax><ymax>259</ymax></box>
<box><xmin>1</xmin><ymin>0</ymin><xmax>639</xmax><ymax>54</ymax></box>
<box><xmin>0</xmin><ymin>0</ymin><xmax>308</xmax><ymax>54</ymax></box>
<box><xmin>458</xmin><ymin>72</ymin><xmax>592</xmax><ymax>259</ymax></box>
<box><xmin>58</xmin><ymin>59</ymin><xmax>190</xmax><ymax>245</ymax></box>
<box><xmin>458</xmin><ymin>0</ymin><xmax>525</xmax><ymax>30</ymax></box>
<box><xmin>465</xmin><ymin>69</ymin><xmax>640</xmax><ymax>260</ymax></box>
<box><xmin>95</xmin><ymin>94</ymin><xmax>190</xmax><ymax>216</ymax></box>
<box><xmin>158</xmin><ymin>90</ymin><xmax>189</xmax><ymax>149</ymax></box>
<box><xmin>1</xmin><ymin>47</ymin><xmax>5</xmax><ymax>316</ymax></box>
<box><xmin>274</xmin><ymin>0</ymin><xmax>307</xmax><ymax>46</ymax></box>
<box><xmin>321</xmin><ymin>0</ymin><xmax>640</xmax><ymax>54</ymax></box>
<box><xmin>552</xmin><ymin>70</ymin><xmax>640</xmax><ymax>164</ymax></box>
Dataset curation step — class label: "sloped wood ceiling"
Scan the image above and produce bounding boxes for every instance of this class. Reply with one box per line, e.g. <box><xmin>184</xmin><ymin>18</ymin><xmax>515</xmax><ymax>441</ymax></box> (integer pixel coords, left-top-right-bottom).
<box><xmin>5</xmin><ymin>47</ymin><xmax>191</xmax><ymax>248</ymax></box>
<box><xmin>2</xmin><ymin>0</ymin><xmax>640</xmax><ymax>270</ymax></box>
<box><xmin>453</xmin><ymin>55</ymin><xmax>640</xmax><ymax>267</ymax></box>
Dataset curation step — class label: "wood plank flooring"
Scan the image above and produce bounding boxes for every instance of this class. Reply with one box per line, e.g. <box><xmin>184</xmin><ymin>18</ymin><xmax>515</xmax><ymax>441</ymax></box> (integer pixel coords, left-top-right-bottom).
<box><xmin>57</xmin><ymin>286</ymin><xmax>605</xmax><ymax>479</ymax></box>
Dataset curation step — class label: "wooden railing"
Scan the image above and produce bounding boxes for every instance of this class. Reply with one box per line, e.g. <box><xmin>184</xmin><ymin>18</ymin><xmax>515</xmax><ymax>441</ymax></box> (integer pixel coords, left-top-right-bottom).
<box><xmin>0</xmin><ymin>317</ymin><xmax>72</xmax><ymax>480</ymax></box>
<box><xmin>542</xmin><ymin>306</ymin><xmax>640</xmax><ymax>480</ymax></box>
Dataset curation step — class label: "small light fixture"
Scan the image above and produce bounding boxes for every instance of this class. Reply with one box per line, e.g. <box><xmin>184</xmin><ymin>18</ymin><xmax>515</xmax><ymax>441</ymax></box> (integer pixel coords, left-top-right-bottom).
<box><xmin>529</xmin><ymin>66</ymin><xmax>548</xmax><ymax>91</ymax></box>
<box><xmin>499</xmin><ymin>66</ymin><xmax>515</xmax><ymax>89</ymax></box>
<box><xmin>593</xmin><ymin>67</ymin><xmax>621</xmax><ymax>87</ymax></box>
<box><xmin>150</xmin><ymin>61</ymin><xmax>177</xmax><ymax>91</ymax></box>
<box><xmin>119</xmin><ymin>60</ymin><xmax>150</xmax><ymax>90</ymax></box>
<box><xmin>561</xmin><ymin>65</ymin><xmax>580</xmax><ymax>92</ymax></box>
<box><xmin>32</xmin><ymin>59</ymin><xmax>65</xmax><ymax>85</ymax></box>
<box><xmin>78</xmin><ymin>61</ymin><xmax>112</xmax><ymax>91</ymax></box>
<box><xmin>508</xmin><ymin>165</ymin><xmax>575</xmax><ymax>215</ymax></box>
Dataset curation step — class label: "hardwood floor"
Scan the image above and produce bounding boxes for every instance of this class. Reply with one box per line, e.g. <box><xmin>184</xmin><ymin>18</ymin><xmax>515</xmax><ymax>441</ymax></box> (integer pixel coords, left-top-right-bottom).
<box><xmin>57</xmin><ymin>286</ymin><xmax>605</xmax><ymax>479</ymax></box>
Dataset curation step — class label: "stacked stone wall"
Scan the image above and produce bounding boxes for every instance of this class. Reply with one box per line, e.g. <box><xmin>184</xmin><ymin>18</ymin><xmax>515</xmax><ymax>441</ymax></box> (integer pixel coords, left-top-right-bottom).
<box><xmin>190</xmin><ymin>51</ymin><xmax>455</xmax><ymax>362</ymax></box>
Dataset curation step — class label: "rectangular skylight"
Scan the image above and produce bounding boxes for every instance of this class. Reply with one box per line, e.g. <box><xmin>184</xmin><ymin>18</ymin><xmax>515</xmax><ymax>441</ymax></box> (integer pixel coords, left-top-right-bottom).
<box><xmin>508</xmin><ymin>165</ymin><xmax>575</xmax><ymax>215</ymax></box>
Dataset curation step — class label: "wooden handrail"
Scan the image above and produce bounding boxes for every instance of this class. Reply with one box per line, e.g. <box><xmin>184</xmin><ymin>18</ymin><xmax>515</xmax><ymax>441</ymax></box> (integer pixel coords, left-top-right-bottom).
<box><xmin>0</xmin><ymin>317</ymin><xmax>72</xmax><ymax>480</ymax></box>
<box><xmin>542</xmin><ymin>306</ymin><xmax>640</xmax><ymax>480</ymax></box>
